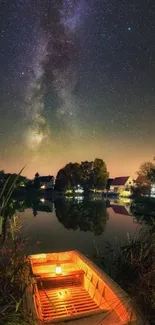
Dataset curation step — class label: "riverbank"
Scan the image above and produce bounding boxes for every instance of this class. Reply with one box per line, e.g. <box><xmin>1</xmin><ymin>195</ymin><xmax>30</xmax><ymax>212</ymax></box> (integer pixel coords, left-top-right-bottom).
<box><xmin>0</xmin><ymin>181</ymin><xmax>155</xmax><ymax>325</ymax></box>
<box><xmin>0</xmin><ymin>240</ymin><xmax>28</xmax><ymax>325</ymax></box>
<box><xmin>1</xmin><ymin>222</ymin><xmax>154</xmax><ymax>324</ymax></box>
<box><xmin>116</xmin><ymin>224</ymin><xmax>155</xmax><ymax>325</ymax></box>
<box><xmin>94</xmin><ymin>223</ymin><xmax>155</xmax><ymax>325</ymax></box>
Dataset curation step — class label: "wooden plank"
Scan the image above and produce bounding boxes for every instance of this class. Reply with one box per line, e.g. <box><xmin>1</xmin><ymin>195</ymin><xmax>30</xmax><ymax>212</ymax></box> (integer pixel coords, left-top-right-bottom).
<box><xmin>34</xmin><ymin>279</ymin><xmax>104</xmax><ymax>323</ymax></box>
<box><xmin>32</xmin><ymin>259</ymin><xmax>73</xmax><ymax>267</ymax></box>
<box><xmin>42</xmin><ymin>306</ymin><xmax>99</xmax><ymax>319</ymax></box>
<box><xmin>40</xmin><ymin>299</ymin><xmax>94</xmax><ymax>308</ymax></box>
<box><xmin>35</xmin><ymin>269</ymin><xmax>84</xmax><ymax>279</ymax></box>
<box><xmin>42</xmin><ymin>301</ymin><xmax>99</xmax><ymax>311</ymax></box>
<box><xmin>41</xmin><ymin>299</ymin><xmax>97</xmax><ymax>308</ymax></box>
<box><xmin>40</xmin><ymin>297</ymin><xmax>93</xmax><ymax>305</ymax></box>
<box><xmin>39</xmin><ymin>287</ymin><xmax>83</xmax><ymax>296</ymax></box>
<box><xmin>39</xmin><ymin>289</ymin><xmax>88</xmax><ymax>299</ymax></box>
<box><xmin>40</xmin><ymin>297</ymin><xmax>96</xmax><ymax>306</ymax></box>
<box><xmin>40</xmin><ymin>292</ymin><xmax>89</xmax><ymax>300</ymax></box>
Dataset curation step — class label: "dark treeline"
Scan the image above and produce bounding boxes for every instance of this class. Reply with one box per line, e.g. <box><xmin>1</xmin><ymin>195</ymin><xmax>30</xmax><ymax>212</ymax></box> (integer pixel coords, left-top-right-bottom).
<box><xmin>0</xmin><ymin>170</ymin><xmax>27</xmax><ymax>189</ymax></box>
<box><xmin>55</xmin><ymin>158</ymin><xmax>109</xmax><ymax>192</ymax></box>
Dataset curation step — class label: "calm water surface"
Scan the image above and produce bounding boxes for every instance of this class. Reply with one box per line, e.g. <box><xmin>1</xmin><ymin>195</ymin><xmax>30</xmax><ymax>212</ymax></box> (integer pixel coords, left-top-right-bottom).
<box><xmin>18</xmin><ymin>198</ymin><xmax>141</xmax><ymax>256</ymax></box>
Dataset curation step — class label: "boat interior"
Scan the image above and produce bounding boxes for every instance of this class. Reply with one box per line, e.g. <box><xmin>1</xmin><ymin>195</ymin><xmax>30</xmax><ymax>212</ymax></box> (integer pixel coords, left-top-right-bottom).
<box><xmin>28</xmin><ymin>251</ymin><xmax>136</xmax><ymax>324</ymax></box>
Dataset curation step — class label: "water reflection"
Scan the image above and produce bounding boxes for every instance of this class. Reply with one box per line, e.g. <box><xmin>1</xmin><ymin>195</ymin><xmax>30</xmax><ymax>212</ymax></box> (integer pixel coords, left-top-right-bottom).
<box><xmin>17</xmin><ymin>196</ymin><xmax>54</xmax><ymax>216</ymax></box>
<box><xmin>55</xmin><ymin>199</ymin><xmax>108</xmax><ymax>235</ymax></box>
<box><xmin>1</xmin><ymin>194</ymin><xmax>155</xmax><ymax>247</ymax></box>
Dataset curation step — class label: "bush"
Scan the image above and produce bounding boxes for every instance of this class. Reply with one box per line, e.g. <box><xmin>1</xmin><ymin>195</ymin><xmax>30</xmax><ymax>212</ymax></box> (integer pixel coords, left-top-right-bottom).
<box><xmin>93</xmin><ymin>223</ymin><xmax>155</xmax><ymax>324</ymax></box>
<box><xmin>113</xmin><ymin>224</ymin><xmax>155</xmax><ymax>324</ymax></box>
<box><xmin>0</xmin><ymin>240</ymin><xmax>29</xmax><ymax>325</ymax></box>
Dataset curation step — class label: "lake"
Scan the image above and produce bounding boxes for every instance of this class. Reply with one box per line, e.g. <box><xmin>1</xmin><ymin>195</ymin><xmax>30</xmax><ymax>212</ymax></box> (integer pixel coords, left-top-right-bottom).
<box><xmin>18</xmin><ymin>197</ymin><xmax>142</xmax><ymax>258</ymax></box>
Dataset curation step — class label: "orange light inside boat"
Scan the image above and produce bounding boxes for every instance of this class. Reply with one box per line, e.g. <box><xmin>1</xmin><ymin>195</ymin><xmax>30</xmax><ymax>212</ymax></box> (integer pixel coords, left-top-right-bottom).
<box><xmin>57</xmin><ymin>289</ymin><xmax>71</xmax><ymax>300</ymax></box>
<box><xmin>56</xmin><ymin>265</ymin><xmax>62</xmax><ymax>275</ymax></box>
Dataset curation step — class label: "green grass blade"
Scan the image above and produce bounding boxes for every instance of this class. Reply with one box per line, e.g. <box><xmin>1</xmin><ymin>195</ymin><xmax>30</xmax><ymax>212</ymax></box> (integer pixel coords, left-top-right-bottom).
<box><xmin>4</xmin><ymin>167</ymin><xmax>26</xmax><ymax>207</ymax></box>
<box><xmin>0</xmin><ymin>175</ymin><xmax>11</xmax><ymax>201</ymax></box>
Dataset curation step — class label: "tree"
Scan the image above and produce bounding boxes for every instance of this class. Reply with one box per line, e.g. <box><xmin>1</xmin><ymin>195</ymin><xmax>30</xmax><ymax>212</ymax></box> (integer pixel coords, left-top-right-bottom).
<box><xmin>0</xmin><ymin>170</ymin><xmax>5</xmax><ymax>187</ymax></box>
<box><xmin>55</xmin><ymin>159</ymin><xmax>109</xmax><ymax>192</ymax></box>
<box><xmin>64</xmin><ymin>163</ymin><xmax>81</xmax><ymax>187</ymax></box>
<box><xmin>55</xmin><ymin>163</ymin><xmax>81</xmax><ymax>191</ymax></box>
<box><xmin>135</xmin><ymin>159</ymin><xmax>155</xmax><ymax>196</ymax></box>
<box><xmin>55</xmin><ymin>199</ymin><xmax>108</xmax><ymax>235</ymax></box>
<box><xmin>148</xmin><ymin>169</ymin><xmax>155</xmax><ymax>183</ymax></box>
<box><xmin>80</xmin><ymin>161</ymin><xmax>93</xmax><ymax>190</ymax></box>
<box><xmin>147</xmin><ymin>160</ymin><xmax>155</xmax><ymax>183</ymax></box>
<box><xmin>34</xmin><ymin>172</ymin><xmax>40</xmax><ymax>189</ymax></box>
<box><xmin>137</xmin><ymin>162</ymin><xmax>155</xmax><ymax>180</ymax></box>
<box><xmin>55</xmin><ymin>169</ymin><xmax>70</xmax><ymax>191</ymax></box>
<box><xmin>92</xmin><ymin>158</ymin><xmax>109</xmax><ymax>190</ymax></box>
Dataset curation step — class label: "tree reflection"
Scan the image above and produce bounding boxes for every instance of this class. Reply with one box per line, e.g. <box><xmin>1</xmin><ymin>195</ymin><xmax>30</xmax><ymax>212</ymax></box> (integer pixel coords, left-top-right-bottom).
<box><xmin>54</xmin><ymin>199</ymin><xmax>108</xmax><ymax>235</ymax></box>
<box><xmin>0</xmin><ymin>196</ymin><xmax>54</xmax><ymax>243</ymax></box>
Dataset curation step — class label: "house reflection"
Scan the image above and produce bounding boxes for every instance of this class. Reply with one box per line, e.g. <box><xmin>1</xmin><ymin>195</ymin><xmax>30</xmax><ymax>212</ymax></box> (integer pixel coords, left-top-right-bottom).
<box><xmin>54</xmin><ymin>199</ymin><xmax>108</xmax><ymax>236</ymax></box>
<box><xmin>14</xmin><ymin>197</ymin><xmax>54</xmax><ymax>217</ymax></box>
<box><xmin>32</xmin><ymin>199</ymin><xmax>54</xmax><ymax>216</ymax></box>
<box><xmin>110</xmin><ymin>204</ymin><xmax>130</xmax><ymax>216</ymax></box>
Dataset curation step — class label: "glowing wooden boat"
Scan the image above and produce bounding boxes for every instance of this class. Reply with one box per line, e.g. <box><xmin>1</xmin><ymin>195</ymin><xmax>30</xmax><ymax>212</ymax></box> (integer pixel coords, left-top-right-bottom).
<box><xmin>25</xmin><ymin>250</ymin><xmax>142</xmax><ymax>324</ymax></box>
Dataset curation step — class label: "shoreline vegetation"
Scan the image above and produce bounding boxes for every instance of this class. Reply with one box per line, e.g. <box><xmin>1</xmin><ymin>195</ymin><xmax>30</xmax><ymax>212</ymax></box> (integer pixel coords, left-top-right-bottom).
<box><xmin>0</xmin><ymin>240</ymin><xmax>28</xmax><ymax>325</ymax></box>
<box><xmin>1</xmin><ymin>214</ymin><xmax>155</xmax><ymax>325</ymax></box>
<box><xmin>93</xmin><ymin>222</ymin><xmax>155</xmax><ymax>325</ymax></box>
<box><xmin>0</xmin><ymin>162</ymin><xmax>155</xmax><ymax>325</ymax></box>
<box><xmin>0</xmin><ymin>169</ymin><xmax>28</xmax><ymax>325</ymax></box>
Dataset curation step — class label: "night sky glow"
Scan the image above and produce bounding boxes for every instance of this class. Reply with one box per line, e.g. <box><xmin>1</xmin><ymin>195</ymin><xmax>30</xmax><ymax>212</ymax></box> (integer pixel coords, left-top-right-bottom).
<box><xmin>0</xmin><ymin>0</ymin><xmax>155</xmax><ymax>178</ymax></box>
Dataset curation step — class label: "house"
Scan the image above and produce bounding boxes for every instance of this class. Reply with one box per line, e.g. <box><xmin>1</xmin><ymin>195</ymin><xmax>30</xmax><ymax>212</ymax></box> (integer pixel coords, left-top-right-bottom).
<box><xmin>110</xmin><ymin>176</ymin><xmax>134</xmax><ymax>196</ymax></box>
<box><xmin>66</xmin><ymin>185</ymin><xmax>84</xmax><ymax>195</ymax></box>
<box><xmin>39</xmin><ymin>176</ymin><xmax>55</xmax><ymax>189</ymax></box>
<box><xmin>74</xmin><ymin>185</ymin><xmax>84</xmax><ymax>194</ymax></box>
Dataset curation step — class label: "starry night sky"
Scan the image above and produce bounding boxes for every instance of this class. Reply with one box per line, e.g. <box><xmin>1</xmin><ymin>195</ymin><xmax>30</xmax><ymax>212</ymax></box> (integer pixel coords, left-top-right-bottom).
<box><xmin>0</xmin><ymin>0</ymin><xmax>155</xmax><ymax>178</ymax></box>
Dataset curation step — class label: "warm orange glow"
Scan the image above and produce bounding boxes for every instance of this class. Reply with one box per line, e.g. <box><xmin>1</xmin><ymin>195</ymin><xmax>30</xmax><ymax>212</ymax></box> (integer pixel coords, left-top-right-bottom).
<box><xmin>56</xmin><ymin>265</ymin><xmax>62</xmax><ymax>275</ymax></box>
<box><xmin>28</xmin><ymin>251</ymin><xmax>137</xmax><ymax>324</ymax></box>
<box><xmin>57</xmin><ymin>289</ymin><xmax>71</xmax><ymax>300</ymax></box>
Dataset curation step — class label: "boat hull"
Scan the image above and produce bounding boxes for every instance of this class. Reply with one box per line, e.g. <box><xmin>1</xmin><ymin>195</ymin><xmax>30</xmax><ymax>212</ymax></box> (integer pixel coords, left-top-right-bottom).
<box><xmin>24</xmin><ymin>250</ymin><xmax>143</xmax><ymax>325</ymax></box>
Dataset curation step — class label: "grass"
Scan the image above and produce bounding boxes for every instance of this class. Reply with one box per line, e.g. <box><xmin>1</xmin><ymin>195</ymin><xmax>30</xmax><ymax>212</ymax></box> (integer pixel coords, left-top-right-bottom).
<box><xmin>115</xmin><ymin>223</ymin><xmax>155</xmax><ymax>324</ymax></box>
<box><xmin>0</xmin><ymin>168</ymin><xmax>31</xmax><ymax>325</ymax></box>
<box><xmin>94</xmin><ymin>222</ymin><xmax>155</xmax><ymax>325</ymax></box>
<box><xmin>0</xmin><ymin>240</ymin><xmax>29</xmax><ymax>325</ymax></box>
<box><xmin>0</xmin><ymin>167</ymin><xmax>25</xmax><ymax>242</ymax></box>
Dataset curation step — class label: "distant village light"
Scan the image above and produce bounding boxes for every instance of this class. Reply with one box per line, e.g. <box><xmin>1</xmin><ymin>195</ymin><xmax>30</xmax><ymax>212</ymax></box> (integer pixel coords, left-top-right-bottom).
<box><xmin>39</xmin><ymin>176</ymin><xmax>55</xmax><ymax>190</ymax></box>
<box><xmin>75</xmin><ymin>185</ymin><xmax>84</xmax><ymax>194</ymax></box>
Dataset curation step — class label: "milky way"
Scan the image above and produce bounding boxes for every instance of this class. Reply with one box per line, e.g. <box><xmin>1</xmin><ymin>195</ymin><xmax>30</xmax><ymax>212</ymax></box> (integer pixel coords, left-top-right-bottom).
<box><xmin>24</xmin><ymin>0</ymin><xmax>86</xmax><ymax>151</ymax></box>
<box><xmin>0</xmin><ymin>0</ymin><xmax>155</xmax><ymax>177</ymax></box>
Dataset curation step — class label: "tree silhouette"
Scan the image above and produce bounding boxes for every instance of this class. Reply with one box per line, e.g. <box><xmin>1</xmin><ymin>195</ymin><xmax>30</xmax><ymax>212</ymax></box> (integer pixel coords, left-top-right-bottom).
<box><xmin>34</xmin><ymin>172</ymin><xmax>40</xmax><ymax>189</ymax></box>
<box><xmin>55</xmin><ymin>159</ymin><xmax>109</xmax><ymax>192</ymax></box>
<box><xmin>55</xmin><ymin>199</ymin><xmax>108</xmax><ymax>235</ymax></box>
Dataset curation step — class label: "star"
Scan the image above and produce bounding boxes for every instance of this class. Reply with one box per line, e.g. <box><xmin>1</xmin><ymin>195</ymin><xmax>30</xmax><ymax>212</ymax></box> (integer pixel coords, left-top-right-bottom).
<box><xmin>0</xmin><ymin>0</ymin><xmax>154</xmax><ymax>178</ymax></box>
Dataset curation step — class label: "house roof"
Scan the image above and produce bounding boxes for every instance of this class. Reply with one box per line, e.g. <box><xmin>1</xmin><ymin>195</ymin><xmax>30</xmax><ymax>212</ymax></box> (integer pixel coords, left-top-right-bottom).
<box><xmin>39</xmin><ymin>176</ymin><xmax>54</xmax><ymax>182</ymax></box>
<box><xmin>112</xmin><ymin>176</ymin><xmax>130</xmax><ymax>186</ymax></box>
